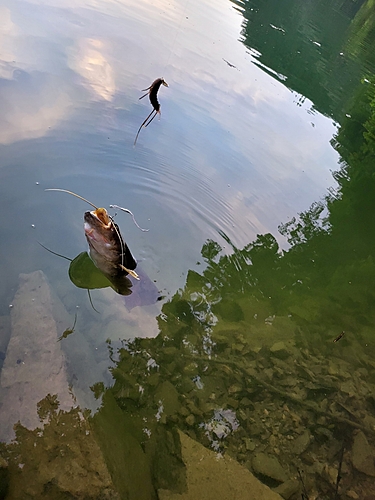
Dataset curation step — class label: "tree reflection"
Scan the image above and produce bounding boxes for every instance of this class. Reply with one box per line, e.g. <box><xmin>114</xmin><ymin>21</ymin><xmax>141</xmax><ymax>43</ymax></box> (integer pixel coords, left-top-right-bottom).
<box><xmin>233</xmin><ymin>0</ymin><xmax>371</xmax><ymax>121</ymax></box>
<box><xmin>175</xmin><ymin>76</ymin><xmax>375</xmax><ymax>338</ymax></box>
<box><xmin>81</xmin><ymin>80</ymin><xmax>375</xmax><ymax>497</ymax></box>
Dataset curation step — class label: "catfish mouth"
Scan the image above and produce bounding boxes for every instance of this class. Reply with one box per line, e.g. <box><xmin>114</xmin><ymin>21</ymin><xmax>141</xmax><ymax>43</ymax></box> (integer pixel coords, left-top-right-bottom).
<box><xmin>91</xmin><ymin>208</ymin><xmax>111</xmax><ymax>225</ymax></box>
<box><xmin>84</xmin><ymin>208</ymin><xmax>113</xmax><ymax>241</ymax></box>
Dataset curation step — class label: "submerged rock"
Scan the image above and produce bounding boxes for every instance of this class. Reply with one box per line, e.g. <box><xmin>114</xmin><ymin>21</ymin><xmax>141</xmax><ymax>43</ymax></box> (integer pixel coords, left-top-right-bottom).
<box><xmin>158</xmin><ymin>431</ymin><xmax>283</xmax><ymax>500</ymax></box>
<box><xmin>252</xmin><ymin>452</ymin><xmax>289</xmax><ymax>483</ymax></box>
<box><xmin>154</xmin><ymin>380</ymin><xmax>180</xmax><ymax>418</ymax></box>
<box><xmin>0</xmin><ymin>456</ymin><xmax>9</xmax><ymax>499</ymax></box>
<box><xmin>0</xmin><ymin>271</ymin><xmax>74</xmax><ymax>442</ymax></box>
<box><xmin>274</xmin><ymin>478</ymin><xmax>300</xmax><ymax>499</ymax></box>
<box><xmin>269</xmin><ymin>342</ymin><xmax>291</xmax><ymax>360</ymax></box>
<box><xmin>292</xmin><ymin>430</ymin><xmax>311</xmax><ymax>455</ymax></box>
<box><xmin>5</xmin><ymin>405</ymin><xmax>119</xmax><ymax>500</ymax></box>
<box><xmin>351</xmin><ymin>430</ymin><xmax>375</xmax><ymax>476</ymax></box>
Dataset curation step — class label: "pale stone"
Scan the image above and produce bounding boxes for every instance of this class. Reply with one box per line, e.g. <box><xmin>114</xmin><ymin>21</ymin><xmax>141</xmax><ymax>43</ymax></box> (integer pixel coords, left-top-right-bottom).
<box><xmin>6</xmin><ymin>407</ymin><xmax>119</xmax><ymax>499</ymax></box>
<box><xmin>274</xmin><ymin>479</ymin><xmax>300</xmax><ymax>499</ymax></box>
<box><xmin>346</xmin><ymin>490</ymin><xmax>359</xmax><ymax>499</ymax></box>
<box><xmin>185</xmin><ymin>414</ymin><xmax>195</xmax><ymax>426</ymax></box>
<box><xmin>0</xmin><ymin>271</ymin><xmax>74</xmax><ymax>442</ymax></box>
<box><xmin>269</xmin><ymin>342</ymin><xmax>290</xmax><ymax>360</ymax></box>
<box><xmin>293</xmin><ymin>430</ymin><xmax>311</xmax><ymax>455</ymax></box>
<box><xmin>158</xmin><ymin>431</ymin><xmax>283</xmax><ymax>500</ymax></box>
<box><xmin>154</xmin><ymin>380</ymin><xmax>180</xmax><ymax>416</ymax></box>
<box><xmin>244</xmin><ymin>438</ymin><xmax>256</xmax><ymax>451</ymax></box>
<box><xmin>252</xmin><ymin>452</ymin><xmax>289</xmax><ymax>483</ymax></box>
<box><xmin>351</xmin><ymin>430</ymin><xmax>375</xmax><ymax>476</ymax></box>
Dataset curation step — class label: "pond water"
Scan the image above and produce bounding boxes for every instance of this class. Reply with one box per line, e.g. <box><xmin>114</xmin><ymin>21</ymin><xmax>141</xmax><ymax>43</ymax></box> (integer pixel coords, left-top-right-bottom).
<box><xmin>1</xmin><ymin>0</ymin><xmax>375</xmax><ymax>498</ymax></box>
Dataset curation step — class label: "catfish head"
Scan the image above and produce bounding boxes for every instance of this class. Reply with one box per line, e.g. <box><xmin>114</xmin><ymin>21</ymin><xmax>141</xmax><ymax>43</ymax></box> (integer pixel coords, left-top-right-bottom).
<box><xmin>84</xmin><ymin>208</ymin><xmax>138</xmax><ymax>278</ymax></box>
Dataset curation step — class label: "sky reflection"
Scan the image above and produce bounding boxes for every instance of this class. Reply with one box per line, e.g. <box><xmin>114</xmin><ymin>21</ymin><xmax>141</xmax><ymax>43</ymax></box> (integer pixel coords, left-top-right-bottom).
<box><xmin>0</xmin><ymin>0</ymin><xmax>340</xmax><ymax>292</ymax></box>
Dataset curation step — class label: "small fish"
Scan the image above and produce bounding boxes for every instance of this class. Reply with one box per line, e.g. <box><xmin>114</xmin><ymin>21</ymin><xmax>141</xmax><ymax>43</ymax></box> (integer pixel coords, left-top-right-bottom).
<box><xmin>333</xmin><ymin>331</ymin><xmax>345</xmax><ymax>343</ymax></box>
<box><xmin>58</xmin><ymin>312</ymin><xmax>77</xmax><ymax>341</ymax></box>
<box><xmin>134</xmin><ymin>78</ymin><xmax>168</xmax><ymax>146</ymax></box>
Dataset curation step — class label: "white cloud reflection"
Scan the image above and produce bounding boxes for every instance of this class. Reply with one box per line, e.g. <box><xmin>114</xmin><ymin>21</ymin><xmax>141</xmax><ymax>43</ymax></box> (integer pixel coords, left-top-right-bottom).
<box><xmin>0</xmin><ymin>0</ymin><xmax>340</xmax><ymax>249</ymax></box>
<box><xmin>67</xmin><ymin>38</ymin><xmax>115</xmax><ymax>101</ymax></box>
<box><xmin>0</xmin><ymin>7</ymin><xmax>18</xmax><ymax>78</ymax></box>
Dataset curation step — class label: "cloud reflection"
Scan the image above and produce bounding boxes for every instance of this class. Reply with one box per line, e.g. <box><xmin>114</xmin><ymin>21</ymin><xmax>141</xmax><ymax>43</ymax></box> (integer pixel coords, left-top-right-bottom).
<box><xmin>0</xmin><ymin>0</ymin><xmax>340</xmax><ymax>253</ymax></box>
<box><xmin>68</xmin><ymin>38</ymin><xmax>116</xmax><ymax>101</ymax></box>
<box><xmin>0</xmin><ymin>70</ymin><xmax>71</xmax><ymax>145</ymax></box>
<box><xmin>0</xmin><ymin>7</ymin><xmax>18</xmax><ymax>79</ymax></box>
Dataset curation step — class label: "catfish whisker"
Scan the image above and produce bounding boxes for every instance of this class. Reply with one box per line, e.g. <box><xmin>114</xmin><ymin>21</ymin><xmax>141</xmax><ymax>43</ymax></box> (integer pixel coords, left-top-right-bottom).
<box><xmin>45</xmin><ymin>189</ymin><xmax>98</xmax><ymax>210</ymax></box>
<box><xmin>109</xmin><ymin>205</ymin><xmax>149</xmax><ymax>232</ymax></box>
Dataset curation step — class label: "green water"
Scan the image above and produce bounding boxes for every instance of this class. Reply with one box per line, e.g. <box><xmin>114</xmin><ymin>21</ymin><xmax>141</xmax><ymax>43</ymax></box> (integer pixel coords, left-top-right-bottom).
<box><xmin>1</xmin><ymin>0</ymin><xmax>375</xmax><ymax>498</ymax></box>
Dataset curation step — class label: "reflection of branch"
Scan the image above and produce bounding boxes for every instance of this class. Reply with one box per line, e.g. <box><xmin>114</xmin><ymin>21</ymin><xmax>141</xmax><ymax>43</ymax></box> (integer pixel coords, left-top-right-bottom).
<box><xmin>184</xmin><ymin>354</ymin><xmax>375</xmax><ymax>436</ymax></box>
<box><xmin>334</xmin><ymin>443</ymin><xmax>345</xmax><ymax>500</ymax></box>
<box><xmin>247</xmin><ymin>373</ymin><xmax>374</xmax><ymax>435</ymax></box>
<box><xmin>297</xmin><ymin>468</ymin><xmax>309</xmax><ymax>500</ymax></box>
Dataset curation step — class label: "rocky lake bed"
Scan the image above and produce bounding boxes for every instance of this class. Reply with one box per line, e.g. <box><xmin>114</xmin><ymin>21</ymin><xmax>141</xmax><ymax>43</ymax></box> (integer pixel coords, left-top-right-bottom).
<box><xmin>1</xmin><ymin>270</ymin><xmax>375</xmax><ymax>500</ymax></box>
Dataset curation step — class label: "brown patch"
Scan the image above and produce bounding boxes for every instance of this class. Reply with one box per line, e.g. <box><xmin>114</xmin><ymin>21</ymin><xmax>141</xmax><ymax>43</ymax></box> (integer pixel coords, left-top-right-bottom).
<box><xmin>94</xmin><ymin>208</ymin><xmax>110</xmax><ymax>226</ymax></box>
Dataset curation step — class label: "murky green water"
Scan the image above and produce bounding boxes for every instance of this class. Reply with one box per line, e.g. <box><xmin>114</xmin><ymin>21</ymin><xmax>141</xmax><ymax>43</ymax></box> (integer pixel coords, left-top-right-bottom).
<box><xmin>1</xmin><ymin>0</ymin><xmax>375</xmax><ymax>498</ymax></box>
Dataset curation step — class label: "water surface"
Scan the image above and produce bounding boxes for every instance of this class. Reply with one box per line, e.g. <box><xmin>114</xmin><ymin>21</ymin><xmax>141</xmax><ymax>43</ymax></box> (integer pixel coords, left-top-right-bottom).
<box><xmin>1</xmin><ymin>0</ymin><xmax>375</xmax><ymax>498</ymax></box>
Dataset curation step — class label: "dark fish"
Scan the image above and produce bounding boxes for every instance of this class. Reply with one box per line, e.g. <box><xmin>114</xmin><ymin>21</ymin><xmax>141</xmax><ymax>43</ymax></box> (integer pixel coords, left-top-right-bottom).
<box><xmin>134</xmin><ymin>78</ymin><xmax>168</xmax><ymax>145</ymax></box>
<box><xmin>84</xmin><ymin>207</ymin><xmax>138</xmax><ymax>279</ymax></box>
<box><xmin>45</xmin><ymin>188</ymin><xmax>160</xmax><ymax>307</ymax></box>
<box><xmin>333</xmin><ymin>331</ymin><xmax>345</xmax><ymax>343</ymax></box>
<box><xmin>83</xmin><ymin>207</ymin><xmax>163</xmax><ymax>306</ymax></box>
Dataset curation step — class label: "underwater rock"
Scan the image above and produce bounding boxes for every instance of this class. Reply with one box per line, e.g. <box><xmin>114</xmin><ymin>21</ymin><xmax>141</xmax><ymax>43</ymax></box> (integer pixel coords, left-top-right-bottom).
<box><xmin>212</xmin><ymin>299</ymin><xmax>244</xmax><ymax>322</ymax></box>
<box><xmin>252</xmin><ymin>452</ymin><xmax>289</xmax><ymax>483</ymax></box>
<box><xmin>321</xmin><ymin>464</ymin><xmax>339</xmax><ymax>485</ymax></box>
<box><xmin>158</xmin><ymin>431</ymin><xmax>283</xmax><ymax>500</ymax></box>
<box><xmin>244</xmin><ymin>437</ymin><xmax>256</xmax><ymax>451</ymax></box>
<box><xmin>228</xmin><ymin>383</ymin><xmax>243</xmax><ymax>395</ymax></box>
<box><xmin>273</xmin><ymin>478</ymin><xmax>300</xmax><ymax>499</ymax></box>
<box><xmin>4</xmin><ymin>405</ymin><xmax>119</xmax><ymax>500</ymax></box>
<box><xmin>0</xmin><ymin>271</ymin><xmax>74</xmax><ymax>442</ymax></box>
<box><xmin>351</xmin><ymin>430</ymin><xmax>375</xmax><ymax>476</ymax></box>
<box><xmin>269</xmin><ymin>342</ymin><xmax>290</xmax><ymax>360</ymax></box>
<box><xmin>92</xmin><ymin>391</ymin><xmax>155</xmax><ymax>500</ymax></box>
<box><xmin>0</xmin><ymin>455</ymin><xmax>9</xmax><ymax>499</ymax></box>
<box><xmin>146</xmin><ymin>426</ymin><xmax>187</xmax><ymax>494</ymax></box>
<box><xmin>154</xmin><ymin>380</ymin><xmax>180</xmax><ymax>418</ymax></box>
<box><xmin>185</xmin><ymin>414</ymin><xmax>195</xmax><ymax>426</ymax></box>
<box><xmin>292</xmin><ymin>430</ymin><xmax>311</xmax><ymax>455</ymax></box>
<box><xmin>346</xmin><ymin>490</ymin><xmax>359</xmax><ymax>500</ymax></box>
